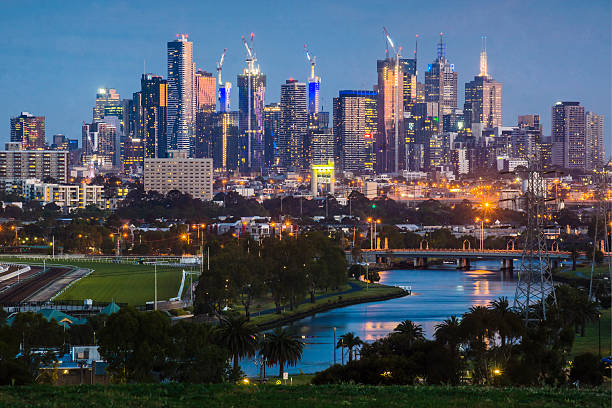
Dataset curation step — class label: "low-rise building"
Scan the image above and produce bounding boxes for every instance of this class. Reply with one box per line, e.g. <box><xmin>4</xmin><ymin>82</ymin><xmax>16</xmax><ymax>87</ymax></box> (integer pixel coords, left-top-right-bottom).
<box><xmin>144</xmin><ymin>150</ymin><xmax>213</xmax><ymax>200</ymax></box>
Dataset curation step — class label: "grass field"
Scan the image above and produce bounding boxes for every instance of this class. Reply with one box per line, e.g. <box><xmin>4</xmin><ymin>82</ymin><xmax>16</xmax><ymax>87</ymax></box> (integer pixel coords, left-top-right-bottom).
<box><xmin>0</xmin><ymin>258</ymin><xmax>184</xmax><ymax>306</ymax></box>
<box><xmin>572</xmin><ymin>308</ymin><xmax>612</xmax><ymax>358</ymax></box>
<box><xmin>0</xmin><ymin>384</ymin><xmax>608</xmax><ymax>408</ymax></box>
<box><xmin>558</xmin><ymin>263</ymin><xmax>610</xmax><ymax>280</ymax></box>
<box><xmin>250</xmin><ymin>280</ymin><xmax>405</xmax><ymax>327</ymax></box>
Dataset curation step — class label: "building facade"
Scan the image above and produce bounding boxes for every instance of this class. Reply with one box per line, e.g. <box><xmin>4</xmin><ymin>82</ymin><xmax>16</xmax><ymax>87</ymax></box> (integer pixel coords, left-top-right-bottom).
<box><xmin>586</xmin><ymin>112</ymin><xmax>605</xmax><ymax>170</ymax></box>
<box><xmin>552</xmin><ymin>101</ymin><xmax>586</xmax><ymax>170</ymax></box>
<box><xmin>144</xmin><ymin>150</ymin><xmax>213</xmax><ymax>200</ymax></box>
<box><xmin>167</xmin><ymin>34</ymin><xmax>195</xmax><ymax>153</ymax></box>
<box><xmin>424</xmin><ymin>34</ymin><xmax>458</xmax><ymax>117</ymax></box>
<box><xmin>464</xmin><ymin>42</ymin><xmax>502</xmax><ymax>130</ymax></box>
<box><xmin>10</xmin><ymin>112</ymin><xmax>46</xmax><ymax>150</ymax></box>
<box><xmin>237</xmin><ymin>71</ymin><xmax>266</xmax><ymax>171</ymax></box>
<box><xmin>0</xmin><ymin>148</ymin><xmax>68</xmax><ymax>183</ymax></box>
<box><xmin>279</xmin><ymin>79</ymin><xmax>308</xmax><ymax>171</ymax></box>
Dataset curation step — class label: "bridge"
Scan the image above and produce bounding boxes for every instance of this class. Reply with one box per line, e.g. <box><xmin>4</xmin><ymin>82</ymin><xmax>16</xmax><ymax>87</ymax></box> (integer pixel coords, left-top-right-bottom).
<box><xmin>348</xmin><ymin>248</ymin><xmax>574</xmax><ymax>270</ymax></box>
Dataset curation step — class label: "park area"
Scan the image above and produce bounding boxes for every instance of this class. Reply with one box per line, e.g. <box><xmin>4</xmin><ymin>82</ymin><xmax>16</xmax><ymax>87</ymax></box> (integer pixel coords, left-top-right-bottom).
<box><xmin>0</xmin><ymin>258</ymin><xmax>185</xmax><ymax>306</ymax></box>
<box><xmin>0</xmin><ymin>383</ymin><xmax>608</xmax><ymax>408</ymax></box>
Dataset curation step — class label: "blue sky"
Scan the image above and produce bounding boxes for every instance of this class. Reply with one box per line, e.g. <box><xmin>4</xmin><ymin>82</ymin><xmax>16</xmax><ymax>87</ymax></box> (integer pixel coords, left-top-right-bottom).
<box><xmin>1</xmin><ymin>0</ymin><xmax>610</xmax><ymax>153</ymax></box>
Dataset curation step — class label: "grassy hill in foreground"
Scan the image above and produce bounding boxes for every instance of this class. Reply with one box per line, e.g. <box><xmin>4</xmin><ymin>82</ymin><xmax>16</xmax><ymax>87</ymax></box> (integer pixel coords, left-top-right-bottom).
<box><xmin>0</xmin><ymin>384</ymin><xmax>609</xmax><ymax>408</ymax></box>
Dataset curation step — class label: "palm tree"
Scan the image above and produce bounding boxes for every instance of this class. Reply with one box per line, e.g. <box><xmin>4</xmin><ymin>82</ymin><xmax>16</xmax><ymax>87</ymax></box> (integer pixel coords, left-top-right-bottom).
<box><xmin>218</xmin><ymin>315</ymin><xmax>259</xmax><ymax>373</ymax></box>
<box><xmin>336</xmin><ymin>332</ymin><xmax>363</xmax><ymax>362</ymax></box>
<box><xmin>260</xmin><ymin>327</ymin><xmax>304</xmax><ymax>378</ymax></box>
<box><xmin>489</xmin><ymin>297</ymin><xmax>522</xmax><ymax>347</ymax></box>
<box><xmin>393</xmin><ymin>320</ymin><xmax>424</xmax><ymax>347</ymax></box>
<box><xmin>434</xmin><ymin>315</ymin><xmax>463</xmax><ymax>353</ymax></box>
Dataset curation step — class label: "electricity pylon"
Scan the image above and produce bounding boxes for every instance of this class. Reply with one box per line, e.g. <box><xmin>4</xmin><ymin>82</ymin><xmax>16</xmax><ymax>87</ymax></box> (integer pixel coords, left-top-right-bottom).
<box><xmin>513</xmin><ymin>160</ymin><xmax>557</xmax><ymax>322</ymax></box>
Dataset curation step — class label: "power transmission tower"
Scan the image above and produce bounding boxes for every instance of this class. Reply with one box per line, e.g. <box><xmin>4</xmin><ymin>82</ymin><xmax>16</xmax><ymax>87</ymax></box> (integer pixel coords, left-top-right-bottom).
<box><xmin>589</xmin><ymin>168</ymin><xmax>611</xmax><ymax>300</ymax></box>
<box><xmin>513</xmin><ymin>160</ymin><xmax>557</xmax><ymax>322</ymax></box>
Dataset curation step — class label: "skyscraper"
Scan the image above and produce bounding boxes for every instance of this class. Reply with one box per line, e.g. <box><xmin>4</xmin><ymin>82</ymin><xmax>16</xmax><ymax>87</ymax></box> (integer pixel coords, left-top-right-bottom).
<box><xmin>264</xmin><ymin>103</ymin><xmax>281</xmax><ymax>169</ymax></box>
<box><xmin>586</xmin><ymin>112</ymin><xmax>605</xmax><ymax>170</ymax></box>
<box><xmin>167</xmin><ymin>34</ymin><xmax>195</xmax><ymax>153</ymax></box>
<box><xmin>212</xmin><ymin>111</ymin><xmax>240</xmax><ymax>171</ymax></box>
<box><xmin>464</xmin><ymin>38</ymin><xmax>502</xmax><ymax>130</ymax></box>
<box><xmin>139</xmin><ymin>74</ymin><xmax>168</xmax><ymax>159</ymax></box>
<box><xmin>195</xmin><ymin>70</ymin><xmax>216</xmax><ymax>113</ymax></box>
<box><xmin>333</xmin><ymin>90</ymin><xmax>378</xmax><ymax>173</ymax></box>
<box><xmin>376</xmin><ymin>58</ymin><xmax>404</xmax><ymax>173</ymax></box>
<box><xmin>552</xmin><ymin>101</ymin><xmax>586</xmax><ymax>170</ymax></box>
<box><xmin>93</xmin><ymin>88</ymin><xmax>120</xmax><ymax>121</ymax></box>
<box><xmin>10</xmin><ymin>112</ymin><xmax>45</xmax><ymax>150</ymax></box>
<box><xmin>425</xmin><ymin>34</ymin><xmax>458</xmax><ymax>118</ymax></box>
<box><xmin>279</xmin><ymin>79</ymin><xmax>308</xmax><ymax>171</ymax></box>
<box><xmin>194</xmin><ymin>70</ymin><xmax>216</xmax><ymax>158</ymax></box>
<box><xmin>237</xmin><ymin>71</ymin><xmax>266</xmax><ymax>171</ymax></box>
<box><xmin>82</xmin><ymin>121</ymin><xmax>117</xmax><ymax>168</ymax></box>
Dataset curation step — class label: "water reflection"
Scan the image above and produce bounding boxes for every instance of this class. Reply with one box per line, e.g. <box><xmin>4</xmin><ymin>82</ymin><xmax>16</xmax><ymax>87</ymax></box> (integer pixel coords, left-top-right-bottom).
<box><xmin>241</xmin><ymin>260</ymin><xmax>517</xmax><ymax>376</ymax></box>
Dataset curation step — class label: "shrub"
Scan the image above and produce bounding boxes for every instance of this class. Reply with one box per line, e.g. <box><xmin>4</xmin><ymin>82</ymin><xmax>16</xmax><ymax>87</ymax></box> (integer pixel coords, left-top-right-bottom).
<box><xmin>570</xmin><ymin>353</ymin><xmax>603</xmax><ymax>386</ymax></box>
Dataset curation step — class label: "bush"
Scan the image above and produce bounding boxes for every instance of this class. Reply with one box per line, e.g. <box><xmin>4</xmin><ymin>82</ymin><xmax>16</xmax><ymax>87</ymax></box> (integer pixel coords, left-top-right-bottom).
<box><xmin>0</xmin><ymin>359</ymin><xmax>32</xmax><ymax>385</ymax></box>
<box><xmin>570</xmin><ymin>353</ymin><xmax>603</xmax><ymax>386</ymax></box>
<box><xmin>312</xmin><ymin>356</ymin><xmax>420</xmax><ymax>385</ymax></box>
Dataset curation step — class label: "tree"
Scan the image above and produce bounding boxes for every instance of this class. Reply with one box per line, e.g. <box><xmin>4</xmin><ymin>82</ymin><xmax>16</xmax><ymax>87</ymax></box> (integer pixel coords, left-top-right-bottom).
<box><xmin>217</xmin><ymin>315</ymin><xmax>259</xmax><ymax>375</ymax></box>
<box><xmin>260</xmin><ymin>327</ymin><xmax>304</xmax><ymax>377</ymax></box>
<box><xmin>489</xmin><ymin>297</ymin><xmax>522</xmax><ymax>347</ymax></box>
<box><xmin>393</xmin><ymin>320</ymin><xmax>424</xmax><ymax>347</ymax></box>
<box><xmin>337</xmin><ymin>332</ymin><xmax>363</xmax><ymax>362</ymax></box>
<box><xmin>570</xmin><ymin>353</ymin><xmax>603</xmax><ymax>386</ymax></box>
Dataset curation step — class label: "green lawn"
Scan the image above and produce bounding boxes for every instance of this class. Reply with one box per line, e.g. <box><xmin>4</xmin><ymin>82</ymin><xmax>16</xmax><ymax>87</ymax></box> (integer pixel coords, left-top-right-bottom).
<box><xmin>0</xmin><ymin>258</ymin><xmax>184</xmax><ymax>306</ymax></box>
<box><xmin>572</xmin><ymin>308</ymin><xmax>612</xmax><ymax>358</ymax></box>
<box><xmin>558</xmin><ymin>263</ymin><xmax>610</xmax><ymax>280</ymax></box>
<box><xmin>0</xmin><ymin>384</ymin><xmax>608</xmax><ymax>408</ymax></box>
<box><xmin>250</xmin><ymin>280</ymin><xmax>405</xmax><ymax>327</ymax></box>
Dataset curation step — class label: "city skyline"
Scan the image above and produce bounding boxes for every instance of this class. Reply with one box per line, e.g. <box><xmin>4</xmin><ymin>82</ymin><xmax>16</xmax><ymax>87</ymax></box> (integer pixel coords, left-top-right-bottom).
<box><xmin>1</xmin><ymin>0</ymin><xmax>610</xmax><ymax>154</ymax></box>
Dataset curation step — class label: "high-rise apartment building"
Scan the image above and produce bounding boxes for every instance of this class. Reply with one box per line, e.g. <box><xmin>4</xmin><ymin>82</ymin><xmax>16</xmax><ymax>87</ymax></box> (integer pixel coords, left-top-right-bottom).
<box><xmin>0</xmin><ymin>147</ymin><xmax>68</xmax><ymax>183</ymax></box>
<box><xmin>10</xmin><ymin>112</ymin><xmax>46</xmax><ymax>150</ymax></box>
<box><xmin>167</xmin><ymin>34</ymin><xmax>195</xmax><ymax>153</ymax></box>
<box><xmin>376</xmin><ymin>58</ymin><xmax>404</xmax><ymax>173</ymax></box>
<box><xmin>279</xmin><ymin>79</ymin><xmax>308</xmax><ymax>171</ymax></box>
<box><xmin>212</xmin><ymin>111</ymin><xmax>240</xmax><ymax>171</ymax></box>
<box><xmin>310</xmin><ymin>129</ymin><xmax>334</xmax><ymax>167</ymax></box>
<box><xmin>586</xmin><ymin>112</ymin><xmax>605</xmax><ymax>170</ymax></box>
<box><xmin>82</xmin><ymin>122</ymin><xmax>118</xmax><ymax>168</ymax></box>
<box><xmin>237</xmin><ymin>70</ymin><xmax>266</xmax><ymax>171</ymax></box>
<box><xmin>138</xmin><ymin>74</ymin><xmax>168</xmax><ymax>159</ymax></box>
<box><xmin>144</xmin><ymin>150</ymin><xmax>213</xmax><ymax>201</ymax></box>
<box><xmin>425</xmin><ymin>34</ymin><xmax>458</xmax><ymax>117</ymax></box>
<box><xmin>552</xmin><ymin>101</ymin><xmax>586</xmax><ymax>170</ymax></box>
<box><xmin>195</xmin><ymin>70</ymin><xmax>216</xmax><ymax>113</ymax></box>
<box><xmin>464</xmin><ymin>40</ymin><xmax>502</xmax><ymax>130</ymax></box>
<box><xmin>333</xmin><ymin>90</ymin><xmax>378</xmax><ymax>173</ymax></box>
<box><xmin>264</xmin><ymin>103</ymin><xmax>281</xmax><ymax>169</ymax></box>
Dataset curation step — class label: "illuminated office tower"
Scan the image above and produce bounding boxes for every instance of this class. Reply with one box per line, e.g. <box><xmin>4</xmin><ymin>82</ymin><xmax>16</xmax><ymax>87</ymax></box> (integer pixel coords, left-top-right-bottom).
<box><xmin>212</xmin><ymin>111</ymin><xmax>240</xmax><ymax>171</ymax></box>
<box><xmin>464</xmin><ymin>38</ymin><xmax>502</xmax><ymax>130</ymax></box>
<box><xmin>167</xmin><ymin>34</ymin><xmax>195</xmax><ymax>153</ymax></box>
<box><xmin>139</xmin><ymin>74</ymin><xmax>168</xmax><ymax>159</ymax></box>
<box><xmin>218</xmin><ymin>83</ymin><xmax>231</xmax><ymax>113</ymax></box>
<box><xmin>10</xmin><ymin>112</ymin><xmax>46</xmax><ymax>150</ymax></box>
<box><xmin>82</xmin><ymin>121</ymin><xmax>118</xmax><ymax>168</ymax></box>
<box><xmin>194</xmin><ymin>70</ymin><xmax>216</xmax><ymax>158</ymax></box>
<box><xmin>195</xmin><ymin>70</ymin><xmax>216</xmax><ymax>113</ymax></box>
<box><xmin>518</xmin><ymin>114</ymin><xmax>542</xmax><ymax>134</ymax></box>
<box><xmin>333</xmin><ymin>90</ymin><xmax>377</xmax><ymax>173</ymax></box>
<box><xmin>551</xmin><ymin>101</ymin><xmax>586</xmax><ymax>170</ymax></box>
<box><xmin>586</xmin><ymin>112</ymin><xmax>605</xmax><ymax>169</ymax></box>
<box><xmin>93</xmin><ymin>88</ymin><xmax>120</xmax><ymax>121</ymax></box>
<box><xmin>405</xmin><ymin>102</ymin><xmax>439</xmax><ymax>170</ymax></box>
<box><xmin>376</xmin><ymin>58</ymin><xmax>404</xmax><ymax>173</ymax></box>
<box><xmin>279</xmin><ymin>79</ymin><xmax>308</xmax><ymax>171</ymax></box>
<box><xmin>425</xmin><ymin>34</ymin><xmax>458</xmax><ymax>117</ymax></box>
<box><xmin>310</xmin><ymin>129</ymin><xmax>334</xmax><ymax>166</ymax></box>
<box><xmin>237</xmin><ymin>68</ymin><xmax>266</xmax><ymax>172</ymax></box>
<box><xmin>264</xmin><ymin>103</ymin><xmax>281</xmax><ymax>169</ymax></box>
<box><xmin>511</xmin><ymin>127</ymin><xmax>540</xmax><ymax>160</ymax></box>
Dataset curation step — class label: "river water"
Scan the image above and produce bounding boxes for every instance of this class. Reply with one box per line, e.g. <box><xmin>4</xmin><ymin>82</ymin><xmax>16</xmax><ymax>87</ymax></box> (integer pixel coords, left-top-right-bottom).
<box><xmin>242</xmin><ymin>260</ymin><xmax>517</xmax><ymax>377</ymax></box>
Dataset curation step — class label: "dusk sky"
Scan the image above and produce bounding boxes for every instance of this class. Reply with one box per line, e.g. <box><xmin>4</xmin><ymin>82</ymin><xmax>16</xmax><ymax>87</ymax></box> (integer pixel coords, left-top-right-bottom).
<box><xmin>1</xmin><ymin>0</ymin><xmax>610</xmax><ymax>153</ymax></box>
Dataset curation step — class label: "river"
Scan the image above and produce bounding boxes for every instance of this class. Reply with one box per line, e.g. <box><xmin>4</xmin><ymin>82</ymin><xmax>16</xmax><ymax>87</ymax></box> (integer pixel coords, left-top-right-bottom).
<box><xmin>242</xmin><ymin>259</ymin><xmax>517</xmax><ymax>377</ymax></box>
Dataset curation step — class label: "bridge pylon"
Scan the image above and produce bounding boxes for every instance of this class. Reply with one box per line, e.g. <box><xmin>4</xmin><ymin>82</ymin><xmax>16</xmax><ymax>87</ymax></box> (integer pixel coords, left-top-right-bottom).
<box><xmin>513</xmin><ymin>159</ymin><xmax>557</xmax><ymax>322</ymax></box>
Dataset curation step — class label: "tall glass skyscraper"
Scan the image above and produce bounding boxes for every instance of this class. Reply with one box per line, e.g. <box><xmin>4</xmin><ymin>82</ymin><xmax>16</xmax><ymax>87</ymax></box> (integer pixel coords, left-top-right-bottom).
<box><xmin>425</xmin><ymin>34</ymin><xmax>458</xmax><ymax>118</ymax></box>
<box><xmin>279</xmin><ymin>79</ymin><xmax>308</xmax><ymax>171</ymax></box>
<box><xmin>10</xmin><ymin>112</ymin><xmax>46</xmax><ymax>150</ymax></box>
<box><xmin>237</xmin><ymin>71</ymin><xmax>266</xmax><ymax>172</ymax></box>
<box><xmin>167</xmin><ymin>34</ymin><xmax>195</xmax><ymax>153</ymax></box>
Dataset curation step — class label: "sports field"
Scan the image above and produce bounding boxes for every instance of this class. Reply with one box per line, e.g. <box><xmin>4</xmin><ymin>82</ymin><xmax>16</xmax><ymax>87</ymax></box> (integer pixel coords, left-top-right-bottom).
<box><xmin>0</xmin><ymin>258</ymin><xmax>186</xmax><ymax>306</ymax></box>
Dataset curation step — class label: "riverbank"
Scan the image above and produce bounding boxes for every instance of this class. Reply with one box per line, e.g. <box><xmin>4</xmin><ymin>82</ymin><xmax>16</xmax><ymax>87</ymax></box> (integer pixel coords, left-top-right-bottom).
<box><xmin>0</xmin><ymin>384</ymin><xmax>607</xmax><ymax>408</ymax></box>
<box><xmin>251</xmin><ymin>280</ymin><xmax>408</xmax><ymax>330</ymax></box>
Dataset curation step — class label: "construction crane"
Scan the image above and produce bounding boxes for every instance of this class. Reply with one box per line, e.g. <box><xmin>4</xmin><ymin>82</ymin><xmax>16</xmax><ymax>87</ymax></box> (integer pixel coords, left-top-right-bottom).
<box><xmin>304</xmin><ymin>44</ymin><xmax>316</xmax><ymax>79</ymax></box>
<box><xmin>241</xmin><ymin>33</ymin><xmax>257</xmax><ymax>73</ymax></box>
<box><xmin>216</xmin><ymin>48</ymin><xmax>227</xmax><ymax>86</ymax></box>
<box><xmin>383</xmin><ymin>26</ymin><xmax>402</xmax><ymax>174</ymax></box>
